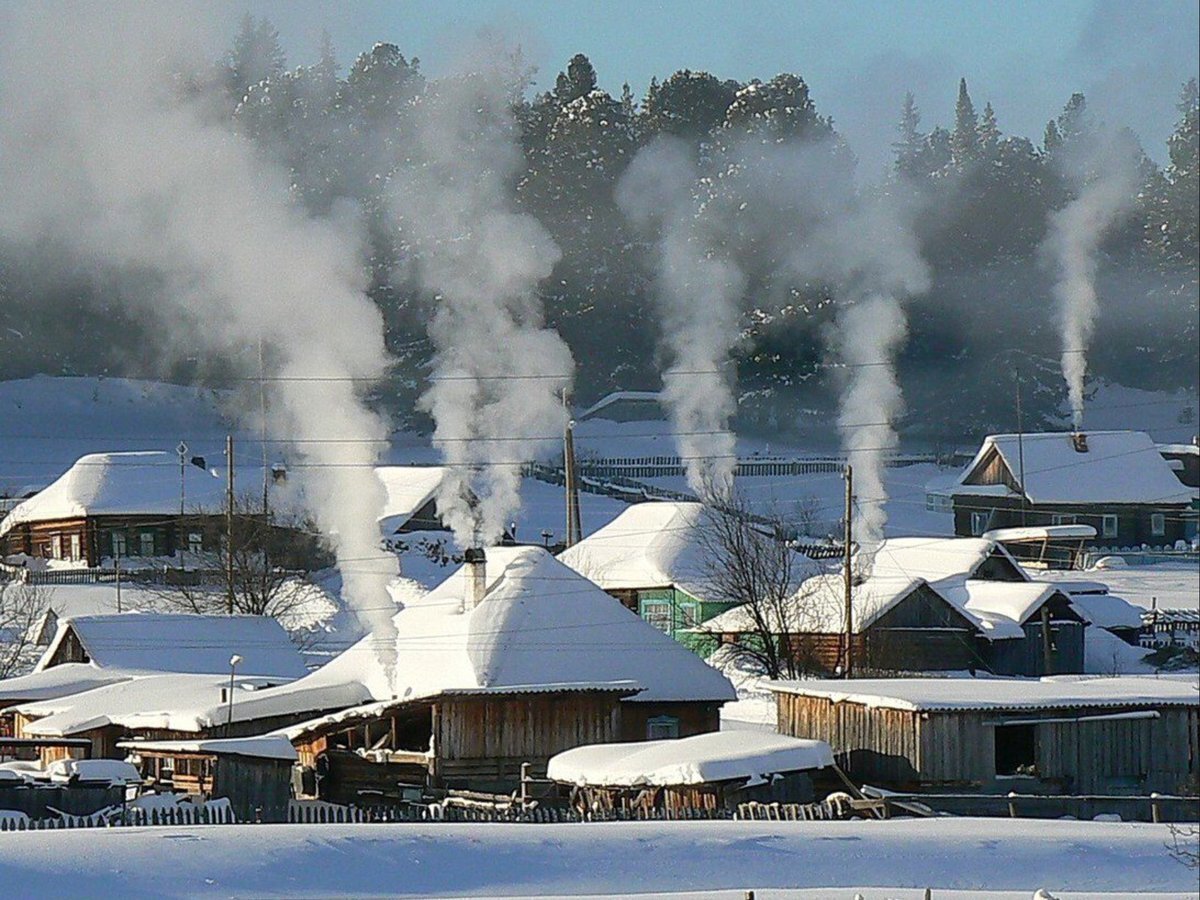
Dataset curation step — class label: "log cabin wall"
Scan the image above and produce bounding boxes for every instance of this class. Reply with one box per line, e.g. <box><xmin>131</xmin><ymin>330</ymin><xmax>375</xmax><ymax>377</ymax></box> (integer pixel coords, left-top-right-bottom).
<box><xmin>618</xmin><ymin>700</ymin><xmax>721</xmax><ymax>742</ymax></box>
<box><xmin>434</xmin><ymin>692</ymin><xmax>624</xmax><ymax>785</ymax></box>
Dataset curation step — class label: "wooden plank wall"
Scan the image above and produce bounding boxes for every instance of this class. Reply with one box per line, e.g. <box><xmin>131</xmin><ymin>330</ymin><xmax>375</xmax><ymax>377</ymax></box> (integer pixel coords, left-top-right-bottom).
<box><xmin>436</xmin><ymin>694</ymin><xmax>621</xmax><ymax>780</ymax></box>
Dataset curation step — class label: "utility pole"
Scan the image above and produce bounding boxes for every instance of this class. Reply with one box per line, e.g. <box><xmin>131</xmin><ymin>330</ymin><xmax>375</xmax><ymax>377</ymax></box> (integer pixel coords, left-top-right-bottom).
<box><xmin>177</xmin><ymin>440</ymin><xmax>188</xmax><ymax>563</ymax></box>
<box><xmin>225</xmin><ymin>434</ymin><xmax>235</xmax><ymax>615</ymax></box>
<box><xmin>258</xmin><ymin>340</ymin><xmax>270</xmax><ymax>585</ymax></box>
<box><xmin>563</xmin><ymin>393</ymin><xmax>582</xmax><ymax>548</ymax></box>
<box><xmin>114</xmin><ymin>549</ymin><xmax>122</xmax><ymax>614</ymax></box>
<box><xmin>1015</xmin><ymin>370</ymin><xmax>1027</xmax><ymax>527</ymax></box>
<box><xmin>843</xmin><ymin>464</ymin><xmax>854</xmax><ymax>679</ymax></box>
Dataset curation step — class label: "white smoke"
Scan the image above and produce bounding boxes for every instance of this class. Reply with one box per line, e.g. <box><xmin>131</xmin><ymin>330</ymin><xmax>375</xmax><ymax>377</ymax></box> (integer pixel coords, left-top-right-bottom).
<box><xmin>616</xmin><ymin>138</ymin><xmax>743</xmax><ymax>497</ymax></box>
<box><xmin>385</xmin><ymin>59</ymin><xmax>573</xmax><ymax>546</ymax></box>
<box><xmin>0</xmin><ymin>6</ymin><xmax>399</xmax><ymax>675</ymax></box>
<box><xmin>1042</xmin><ymin>139</ymin><xmax>1139</xmax><ymax>430</ymax></box>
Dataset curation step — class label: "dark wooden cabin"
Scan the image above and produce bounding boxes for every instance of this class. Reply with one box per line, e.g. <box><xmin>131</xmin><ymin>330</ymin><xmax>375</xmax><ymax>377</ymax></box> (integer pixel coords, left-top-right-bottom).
<box><xmin>949</xmin><ymin>431</ymin><xmax>1194</xmax><ymax>551</ymax></box>
<box><xmin>771</xmin><ymin>676</ymin><xmax>1200</xmax><ymax>796</ymax></box>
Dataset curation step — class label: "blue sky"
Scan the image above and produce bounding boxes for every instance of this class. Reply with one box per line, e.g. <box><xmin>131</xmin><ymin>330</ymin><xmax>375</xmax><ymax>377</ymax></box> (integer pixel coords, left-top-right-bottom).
<box><xmin>245</xmin><ymin>0</ymin><xmax>1200</xmax><ymax>178</ymax></box>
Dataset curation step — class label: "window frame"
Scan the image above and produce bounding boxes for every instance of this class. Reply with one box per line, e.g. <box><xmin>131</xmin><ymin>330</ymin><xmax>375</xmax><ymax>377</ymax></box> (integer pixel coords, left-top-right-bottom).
<box><xmin>1101</xmin><ymin>514</ymin><xmax>1119</xmax><ymax>539</ymax></box>
<box><xmin>646</xmin><ymin>715</ymin><xmax>680</xmax><ymax>740</ymax></box>
<box><xmin>1150</xmin><ymin>513</ymin><xmax>1166</xmax><ymax>537</ymax></box>
<box><xmin>139</xmin><ymin>531</ymin><xmax>156</xmax><ymax>557</ymax></box>
<box><xmin>970</xmin><ymin>511</ymin><xmax>990</xmax><ymax>536</ymax></box>
<box><xmin>111</xmin><ymin>531</ymin><xmax>127</xmax><ymax>559</ymax></box>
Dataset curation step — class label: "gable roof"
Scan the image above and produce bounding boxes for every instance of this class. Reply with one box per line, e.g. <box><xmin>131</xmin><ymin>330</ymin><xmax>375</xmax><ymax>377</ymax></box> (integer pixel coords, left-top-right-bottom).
<box><xmin>37</xmin><ymin>613</ymin><xmax>308</xmax><ymax>678</ymax></box>
<box><xmin>557</xmin><ymin>502</ymin><xmax>711</xmax><ymax>596</ymax></box>
<box><xmin>937</xmin><ymin>581</ymin><xmax>1073</xmax><ymax>631</ymax></box>
<box><xmin>375</xmin><ymin>466</ymin><xmax>448</xmax><ymax>535</ymax></box>
<box><xmin>956</xmin><ymin>431</ymin><xmax>1194</xmax><ymax>505</ymax></box>
<box><xmin>867</xmin><ymin>537</ymin><xmax>1028</xmax><ymax>588</ymax></box>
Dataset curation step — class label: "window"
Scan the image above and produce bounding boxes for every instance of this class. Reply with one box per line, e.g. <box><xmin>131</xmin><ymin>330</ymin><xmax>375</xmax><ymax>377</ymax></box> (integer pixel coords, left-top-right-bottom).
<box><xmin>1150</xmin><ymin>513</ymin><xmax>1166</xmax><ymax>537</ymax></box>
<box><xmin>646</xmin><ymin>715</ymin><xmax>680</xmax><ymax>740</ymax></box>
<box><xmin>69</xmin><ymin>534</ymin><xmax>81</xmax><ymax>561</ymax></box>
<box><xmin>970</xmin><ymin>511</ymin><xmax>990</xmax><ymax>536</ymax></box>
<box><xmin>1050</xmin><ymin>514</ymin><xmax>1077</xmax><ymax>526</ymax></box>
<box><xmin>677</xmin><ymin>599</ymin><xmax>701</xmax><ymax>630</ymax></box>
<box><xmin>639</xmin><ymin>599</ymin><xmax>673</xmax><ymax>634</ymax></box>
<box><xmin>139</xmin><ymin>531</ymin><xmax>156</xmax><ymax>557</ymax></box>
<box><xmin>188</xmin><ymin>532</ymin><xmax>204</xmax><ymax>554</ymax></box>
<box><xmin>111</xmin><ymin>532</ymin><xmax>127</xmax><ymax>558</ymax></box>
<box><xmin>49</xmin><ymin>534</ymin><xmax>62</xmax><ymax>559</ymax></box>
<box><xmin>994</xmin><ymin>723</ymin><xmax>1037</xmax><ymax>777</ymax></box>
<box><xmin>1102</xmin><ymin>515</ymin><xmax>1119</xmax><ymax>539</ymax></box>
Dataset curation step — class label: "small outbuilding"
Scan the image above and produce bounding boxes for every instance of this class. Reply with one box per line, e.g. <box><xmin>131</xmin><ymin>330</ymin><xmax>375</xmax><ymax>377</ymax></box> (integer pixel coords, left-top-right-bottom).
<box><xmin>770</xmin><ymin>675</ymin><xmax>1200</xmax><ymax>795</ymax></box>
<box><xmin>547</xmin><ymin>731</ymin><xmax>834</xmax><ymax>814</ymax></box>
<box><xmin>120</xmin><ymin>735</ymin><xmax>296</xmax><ymax>822</ymax></box>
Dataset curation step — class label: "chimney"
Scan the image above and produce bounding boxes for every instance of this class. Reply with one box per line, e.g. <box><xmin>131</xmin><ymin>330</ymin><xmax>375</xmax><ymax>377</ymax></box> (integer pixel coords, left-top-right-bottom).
<box><xmin>1071</xmin><ymin>432</ymin><xmax>1089</xmax><ymax>453</ymax></box>
<box><xmin>464</xmin><ymin>547</ymin><xmax>487</xmax><ymax>610</ymax></box>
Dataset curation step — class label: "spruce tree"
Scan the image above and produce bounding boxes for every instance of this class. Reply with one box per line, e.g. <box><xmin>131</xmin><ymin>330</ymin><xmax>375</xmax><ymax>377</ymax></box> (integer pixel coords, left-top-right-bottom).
<box><xmin>892</xmin><ymin>91</ymin><xmax>925</xmax><ymax>178</ymax></box>
<box><xmin>951</xmin><ymin>77</ymin><xmax>979</xmax><ymax>168</ymax></box>
<box><xmin>978</xmin><ymin>101</ymin><xmax>1000</xmax><ymax>160</ymax></box>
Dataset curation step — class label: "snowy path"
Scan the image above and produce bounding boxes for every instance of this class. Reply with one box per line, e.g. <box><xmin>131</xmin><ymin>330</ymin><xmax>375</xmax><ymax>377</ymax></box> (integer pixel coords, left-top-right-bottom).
<box><xmin>0</xmin><ymin>818</ymin><xmax>1194</xmax><ymax>898</ymax></box>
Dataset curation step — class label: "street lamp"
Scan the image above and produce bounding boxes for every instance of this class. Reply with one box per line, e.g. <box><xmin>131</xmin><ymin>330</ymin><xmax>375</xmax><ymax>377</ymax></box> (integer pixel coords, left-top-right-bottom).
<box><xmin>226</xmin><ymin>654</ymin><xmax>242</xmax><ymax>736</ymax></box>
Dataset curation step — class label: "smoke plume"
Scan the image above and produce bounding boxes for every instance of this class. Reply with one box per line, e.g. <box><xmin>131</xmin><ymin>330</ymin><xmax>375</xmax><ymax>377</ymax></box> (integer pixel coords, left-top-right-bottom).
<box><xmin>1042</xmin><ymin>138</ymin><xmax>1139</xmax><ymax>430</ymax></box>
<box><xmin>385</xmin><ymin>58</ymin><xmax>573</xmax><ymax>546</ymax></box>
<box><xmin>617</xmin><ymin>138</ymin><xmax>743</xmax><ymax>497</ymax></box>
<box><xmin>0</xmin><ymin>6</ymin><xmax>399</xmax><ymax>674</ymax></box>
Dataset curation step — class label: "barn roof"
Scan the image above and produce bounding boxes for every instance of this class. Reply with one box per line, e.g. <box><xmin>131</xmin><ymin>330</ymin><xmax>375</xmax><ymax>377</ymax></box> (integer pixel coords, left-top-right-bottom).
<box><xmin>36</xmin><ymin>613</ymin><xmax>309</xmax><ymax>678</ymax></box>
<box><xmin>119</xmin><ymin>735</ymin><xmax>298</xmax><ymax>761</ymax></box>
<box><xmin>937</xmin><ymin>581</ymin><xmax>1070</xmax><ymax>630</ymax></box>
<box><xmin>955</xmin><ymin>431</ymin><xmax>1193</xmax><ymax>505</ymax></box>
<box><xmin>767</xmin><ymin>674</ymin><xmax>1200</xmax><ymax>712</ymax></box>
<box><xmin>557</xmin><ymin>501</ymin><xmax>712</xmax><ymax>596</ymax></box>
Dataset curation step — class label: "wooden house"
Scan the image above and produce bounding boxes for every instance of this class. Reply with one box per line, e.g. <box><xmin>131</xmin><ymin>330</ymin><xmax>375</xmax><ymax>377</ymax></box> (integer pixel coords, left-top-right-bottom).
<box><xmin>558</xmin><ymin>502</ymin><xmax>741</xmax><ymax>644</ymax></box>
<box><xmin>946</xmin><ymin>431</ymin><xmax>1194</xmax><ymax>555</ymax></box>
<box><xmin>119</xmin><ymin>735</ymin><xmax>296</xmax><ymax>822</ymax></box>
<box><xmin>699</xmin><ymin>574</ymin><xmax>985</xmax><ymax>675</ymax></box>
<box><xmin>375</xmin><ymin>466</ymin><xmax>452</xmax><ymax>537</ymax></box>
<box><xmin>770</xmin><ymin>675</ymin><xmax>1200</xmax><ymax>795</ymax></box>
<box><xmin>546</xmin><ymin>731</ymin><xmax>834</xmax><ymax>814</ymax></box>
<box><xmin>0</xmin><ymin>451</ymin><xmax>240</xmax><ymax>566</ymax></box>
<box><xmin>278</xmin><ymin>546</ymin><xmax>736</xmax><ymax>798</ymax></box>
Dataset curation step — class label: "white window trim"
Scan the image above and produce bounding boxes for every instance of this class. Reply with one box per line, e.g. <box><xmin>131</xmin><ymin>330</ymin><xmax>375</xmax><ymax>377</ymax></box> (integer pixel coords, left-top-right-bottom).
<box><xmin>1101</xmin><ymin>514</ymin><xmax>1119</xmax><ymax>538</ymax></box>
<box><xmin>1150</xmin><ymin>513</ymin><xmax>1166</xmax><ymax>537</ymax></box>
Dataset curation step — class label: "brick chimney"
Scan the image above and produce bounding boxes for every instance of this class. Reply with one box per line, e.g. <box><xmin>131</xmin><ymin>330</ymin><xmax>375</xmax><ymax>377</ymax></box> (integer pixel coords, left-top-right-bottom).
<box><xmin>463</xmin><ymin>547</ymin><xmax>487</xmax><ymax>610</ymax></box>
<box><xmin>1071</xmin><ymin>432</ymin><xmax>1089</xmax><ymax>453</ymax></box>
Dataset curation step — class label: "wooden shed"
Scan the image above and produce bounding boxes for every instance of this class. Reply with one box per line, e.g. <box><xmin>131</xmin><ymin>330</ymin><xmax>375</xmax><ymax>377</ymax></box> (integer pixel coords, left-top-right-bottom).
<box><xmin>771</xmin><ymin>675</ymin><xmax>1200</xmax><ymax>796</ymax></box>
<box><xmin>120</xmin><ymin>736</ymin><xmax>297</xmax><ymax>822</ymax></box>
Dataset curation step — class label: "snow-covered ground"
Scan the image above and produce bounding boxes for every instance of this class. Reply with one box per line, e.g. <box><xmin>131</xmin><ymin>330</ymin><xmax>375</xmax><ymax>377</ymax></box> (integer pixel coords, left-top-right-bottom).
<box><xmin>1040</xmin><ymin>562</ymin><xmax>1200</xmax><ymax>613</ymax></box>
<box><xmin>0</xmin><ymin>819</ymin><xmax>1192</xmax><ymax>898</ymax></box>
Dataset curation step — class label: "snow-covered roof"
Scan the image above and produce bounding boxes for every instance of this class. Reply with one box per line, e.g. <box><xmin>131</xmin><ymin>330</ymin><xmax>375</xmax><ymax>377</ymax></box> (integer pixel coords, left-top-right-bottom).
<box><xmin>37</xmin><ymin>613</ymin><xmax>308</xmax><ymax>678</ymax></box>
<box><xmin>0</xmin><ymin>663</ymin><xmax>129</xmax><ymax>704</ymax></box>
<box><xmin>1066</xmin><ymin>592</ymin><xmax>1145</xmax><ymax>630</ymax></box>
<box><xmin>938</xmin><ymin>581</ymin><xmax>1069</xmax><ymax>630</ymax></box>
<box><xmin>867</xmin><ymin>537</ymin><xmax>1028</xmax><ymax>588</ymax></box>
<box><xmin>557</xmin><ymin>501</ymin><xmax>712</xmax><ymax>597</ymax></box>
<box><xmin>768</xmin><ymin>674</ymin><xmax>1200</xmax><ymax>712</ymax></box>
<box><xmin>17</xmin><ymin>672</ymin><xmax>300</xmax><ymax>736</ymax></box>
<box><xmin>375</xmin><ymin>466</ymin><xmax>447</xmax><ymax>535</ymax></box>
<box><xmin>119</xmin><ymin>735</ymin><xmax>298</xmax><ymax>762</ymax></box>
<box><xmin>46</xmin><ymin>758</ymin><xmax>142</xmax><ymax>785</ymax></box>
<box><xmin>956</xmin><ymin>431</ymin><xmax>1194</xmax><ymax>505</ymax></box>
<box><xmin>696</xmin><ymin>574</ymin><xmax>935</xmax><ymax>636</ymax></box>
<box><xmin>546</xmin><ymin>732</ymin><xmax>833</xmax><ymax>788</ymax></box>
<box><xmin>577</xmin><ymin>390</ymin><xmax>662</xmax><ymax>421</ymax></box>
<box><xmin>983</xmin><ymin>525</ymin><xmax>1097</xmax><ymax>542</ymax></box>
<box><xmin>0</xmin><ymin>451</ymin><xmax>241</xmax><ymax>537</ymax></box>
<box><xmin>298</xmin><ymin>545</ymin><xmax>736</xmax><ymax>706</ymax></box>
